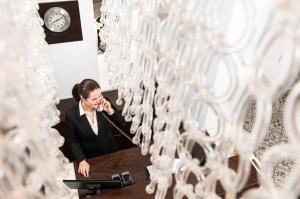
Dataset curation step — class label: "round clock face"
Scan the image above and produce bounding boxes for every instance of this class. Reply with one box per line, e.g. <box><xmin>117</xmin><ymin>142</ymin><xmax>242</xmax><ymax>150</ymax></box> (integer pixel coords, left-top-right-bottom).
<box><xmin>44</xmin><ymin>7</ymin><xmax>71</xmax><ymax>33</ymax></box>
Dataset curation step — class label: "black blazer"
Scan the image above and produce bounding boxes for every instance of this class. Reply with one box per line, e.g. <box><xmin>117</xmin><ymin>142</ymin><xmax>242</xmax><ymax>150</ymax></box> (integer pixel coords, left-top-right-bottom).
<box><xmin>65</xmin><ymin>102</ymin><xmax>126</xmax><ymax>162</ymax></box>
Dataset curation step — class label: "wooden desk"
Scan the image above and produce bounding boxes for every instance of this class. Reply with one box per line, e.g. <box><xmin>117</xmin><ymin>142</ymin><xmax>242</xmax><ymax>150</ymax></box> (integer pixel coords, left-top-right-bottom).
<box><xmin>74</xmin><ymin>147</ymin><xmax>152</xmax><ymax>199</ymax></box>
<box><xmin>74</xmin><ymin>147</ymin><xmax>258</xmax><ymax>199</ymax></box>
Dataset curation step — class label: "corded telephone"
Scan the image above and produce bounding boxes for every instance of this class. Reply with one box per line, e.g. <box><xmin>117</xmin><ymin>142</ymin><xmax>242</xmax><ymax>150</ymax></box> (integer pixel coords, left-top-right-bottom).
<box><xmin>111</xmin><ymin>171</ymin><xmax>134</xmax><ymax>186</ymax></box>
<box><xmin>97</xmin><ymin>103</ymin><xmax>136</xmax><ymax>186</ymax></box>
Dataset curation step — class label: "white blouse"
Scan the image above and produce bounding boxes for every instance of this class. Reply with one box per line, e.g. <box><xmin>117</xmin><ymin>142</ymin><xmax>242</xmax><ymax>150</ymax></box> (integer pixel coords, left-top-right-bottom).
<box><xmin>79</xmin><ymin>101</ymin><xmax>98</xmax><ymax>135</ymax></box>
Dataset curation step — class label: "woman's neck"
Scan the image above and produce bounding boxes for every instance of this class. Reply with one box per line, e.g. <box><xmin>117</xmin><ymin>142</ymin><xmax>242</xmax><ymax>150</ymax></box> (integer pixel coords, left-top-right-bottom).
<box><xmin>81</xmin><ymin>100</ymin><xmax>94</xmax><ymax>113</ymax></box>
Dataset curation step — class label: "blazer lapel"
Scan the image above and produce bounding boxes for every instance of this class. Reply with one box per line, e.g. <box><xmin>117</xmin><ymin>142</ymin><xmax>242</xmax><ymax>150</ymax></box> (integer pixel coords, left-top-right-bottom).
<box><xmin>75</xmin><ymin>106</ymin><xmax>96</xmax><ymax>136</ymax></box>
<box><xmin>96</xmin><ymin>111</ymin><xmax>105</xmax><ymax>135</ymax></box>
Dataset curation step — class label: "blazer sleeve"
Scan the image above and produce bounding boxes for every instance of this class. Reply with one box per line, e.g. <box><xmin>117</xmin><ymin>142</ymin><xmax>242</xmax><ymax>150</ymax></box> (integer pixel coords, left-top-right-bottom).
<box><xmin>65</xmin><ymin>112</ymin><xmax>86</xmax><ymax>162</ymax></box>
<box><xmin>106</xmin><ymin>109</ymin><xmax>126</xmax><ymax>128</ymax></box>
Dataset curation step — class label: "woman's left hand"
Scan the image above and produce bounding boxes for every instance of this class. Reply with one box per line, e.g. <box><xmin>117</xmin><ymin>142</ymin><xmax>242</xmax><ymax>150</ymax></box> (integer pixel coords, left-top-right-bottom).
<box><xmin>100</xmin><ymin>98</ymin><xmax>113</xmax><ymax>114</ymax></box>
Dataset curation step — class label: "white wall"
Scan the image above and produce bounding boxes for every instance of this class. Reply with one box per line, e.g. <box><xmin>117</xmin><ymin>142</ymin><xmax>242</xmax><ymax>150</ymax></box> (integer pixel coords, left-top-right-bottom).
<box><xmin>38</xmin><ymin>0</ymin><xmax>99</xmax><ymax>99</ymax></box>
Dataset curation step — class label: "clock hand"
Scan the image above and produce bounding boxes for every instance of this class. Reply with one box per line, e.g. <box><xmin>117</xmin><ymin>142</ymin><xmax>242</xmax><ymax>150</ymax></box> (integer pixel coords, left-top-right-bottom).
<box><xmin>51</xmin><ymin>16</ymin><xmax>63</xmax><ymax>25</ymax></box>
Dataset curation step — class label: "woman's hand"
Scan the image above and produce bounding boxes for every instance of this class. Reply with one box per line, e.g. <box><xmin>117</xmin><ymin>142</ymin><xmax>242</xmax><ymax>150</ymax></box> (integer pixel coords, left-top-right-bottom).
<box><xmin>100</xmin><ymin>98</ymin><xmax>113</xmax><ymax>114</ymax></box>
<box><xmin>78</xmin><ymin>160</ymin><xmax>90</xmax><ymax>177</ymax></box>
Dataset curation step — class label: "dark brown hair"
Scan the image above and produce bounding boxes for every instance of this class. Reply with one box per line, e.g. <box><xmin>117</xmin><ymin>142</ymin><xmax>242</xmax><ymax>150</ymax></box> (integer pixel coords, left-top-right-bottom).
<box><xmin>72</xmin><ymin>79</ymin><xmax>100</xmax><ymax>102</ymax></box>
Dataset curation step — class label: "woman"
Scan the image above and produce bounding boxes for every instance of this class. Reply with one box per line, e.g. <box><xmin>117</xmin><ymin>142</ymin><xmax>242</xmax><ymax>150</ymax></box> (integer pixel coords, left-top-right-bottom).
<box><xmin>65</xmin><ymin>79</ymin><xmax>125</xmax><ymax>177</ymax></box>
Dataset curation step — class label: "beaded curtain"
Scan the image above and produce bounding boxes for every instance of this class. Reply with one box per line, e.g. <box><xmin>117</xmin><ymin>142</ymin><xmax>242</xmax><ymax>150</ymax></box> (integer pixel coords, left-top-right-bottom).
<box><xmin>101</xmin><ymin>0</ymin><xmax>300</xmax><ymax>198</ymax></box>
<box><xmin>0</xmin><ymin>0</ymin><xmax>76</xmax><ymax>198</ymax></box>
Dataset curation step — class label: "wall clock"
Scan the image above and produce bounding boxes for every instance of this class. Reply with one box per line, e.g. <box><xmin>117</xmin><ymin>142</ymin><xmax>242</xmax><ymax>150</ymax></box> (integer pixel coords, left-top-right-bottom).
<box><xmin>38</xmin><ymin>1</ymin><xmax>83</xmax><ymax>44</ymax></box>
<box><xmin>44</xmin><ymin>7</ymin><xmax>71</xmax><ymax>33</ymax></box>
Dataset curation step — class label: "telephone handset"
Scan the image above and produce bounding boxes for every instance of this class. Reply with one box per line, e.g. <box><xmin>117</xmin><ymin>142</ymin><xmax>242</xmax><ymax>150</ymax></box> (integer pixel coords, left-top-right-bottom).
<box><xmin>97</xmin><ymin>105</ymin><xmax>104</xmax><ymax>112</ymax></box>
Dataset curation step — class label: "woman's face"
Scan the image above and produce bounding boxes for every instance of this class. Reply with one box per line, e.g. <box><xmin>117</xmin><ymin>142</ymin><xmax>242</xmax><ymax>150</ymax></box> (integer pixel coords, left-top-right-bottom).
<box><xmin>83</xmin><ymin>88</ymin><xmax>103</xmax><ymax>110</ymax></box>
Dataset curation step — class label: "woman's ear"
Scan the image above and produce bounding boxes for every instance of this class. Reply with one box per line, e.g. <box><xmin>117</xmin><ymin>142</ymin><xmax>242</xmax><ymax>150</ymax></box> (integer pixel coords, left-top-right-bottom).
<box><xmin>80</xmin><ymin>95</ymin><xmax>85</xmax><ymax>101</ymax></box>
